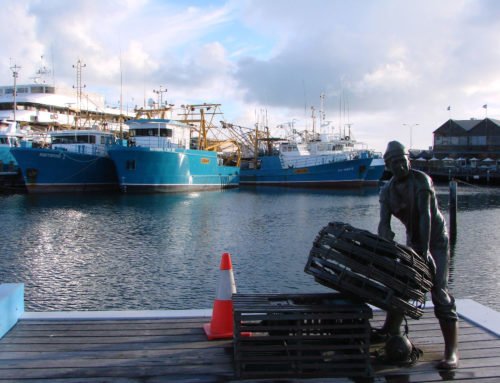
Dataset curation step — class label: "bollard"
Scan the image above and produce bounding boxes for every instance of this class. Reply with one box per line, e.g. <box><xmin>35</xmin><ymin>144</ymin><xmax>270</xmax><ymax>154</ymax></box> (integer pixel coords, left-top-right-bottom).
<box><xmin>449</xmin><ymin>180</ymin><xmax>457</xmax><ymax>245</ymax></box>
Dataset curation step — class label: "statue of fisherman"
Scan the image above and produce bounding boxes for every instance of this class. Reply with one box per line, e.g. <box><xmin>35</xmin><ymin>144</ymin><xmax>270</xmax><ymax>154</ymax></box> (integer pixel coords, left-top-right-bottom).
<box><xmin>375</xmin><ymin>140</ymin><xmax>459</xmax><ymax>370</ymax></box>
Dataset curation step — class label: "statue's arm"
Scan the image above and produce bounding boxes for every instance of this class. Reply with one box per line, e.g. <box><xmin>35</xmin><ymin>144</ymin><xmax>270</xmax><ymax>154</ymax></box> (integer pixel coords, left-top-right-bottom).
<box><xmin>378</xmin><ymin>200</ymin><xmax>395</xmax><ymax>240</ymax></box>
<box><xmin>417</xmin><ymin>190</ymin><xmax>432</xmax><ymax>256</ymax></box>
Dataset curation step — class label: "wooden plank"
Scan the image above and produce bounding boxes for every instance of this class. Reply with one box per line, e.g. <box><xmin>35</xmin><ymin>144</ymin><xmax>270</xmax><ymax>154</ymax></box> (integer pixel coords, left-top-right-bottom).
<box><xmin>12</xmin><ymin>320</ymin><xmax>209</xmax><ymax>331</ymax></box>
<box><xmin>0</xmin><ymin>333</ymin><xmax>210</xmax><ymax>344</ymax></box>
<box><xmin>0</xmin><ymin>339</ymin><xmax>232</xmax><ymax>353</ymax></box>
<box><xmin>0</xmin><ymin>363</ymin><xmax>235</xmax><ymax>380</ymax></box>
<box><xmin>7</xmin><ymin>327</ymin><xmax>207</xmax><ymax>337</ymax></box>
<box><xmin>17</xmin><ymin>317</ymin><xmax>208</xmax><ymax>326</ymax></box>
<box><xmin>0</xmin><ymin>349</ymin><xmax>231</xmax><ymax>369</ymax></box>
<box><xmin>0</xmin><ymin>347</ymin><xmax>234</xmax><ymax>361</ymax></box>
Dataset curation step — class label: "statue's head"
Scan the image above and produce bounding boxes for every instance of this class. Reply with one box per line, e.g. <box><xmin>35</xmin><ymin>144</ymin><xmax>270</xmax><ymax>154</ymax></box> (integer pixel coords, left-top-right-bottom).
<box><xmin>384</xmin><ymin>141</ymin><xmax>410</xmax><ymax>180</ymax></box>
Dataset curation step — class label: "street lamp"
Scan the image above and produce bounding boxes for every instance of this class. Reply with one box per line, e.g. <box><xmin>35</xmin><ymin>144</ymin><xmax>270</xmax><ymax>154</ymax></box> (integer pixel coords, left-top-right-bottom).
<box><xmin>403</xmin><ymin>123</ymin><xmax>419</xmax><ymax>149</ymax></box>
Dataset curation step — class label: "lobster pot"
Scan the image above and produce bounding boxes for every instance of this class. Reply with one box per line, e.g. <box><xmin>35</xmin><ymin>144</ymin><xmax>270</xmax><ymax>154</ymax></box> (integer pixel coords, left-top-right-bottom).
<box><xmin>233</xmin><ymin>293</ymin><xmax>372</xmax><ymax>379</ymax></box>
<box><xmin>304</xmin><ymin>222</ymin><xmax>433</xmax><ymax>319</ymax></box>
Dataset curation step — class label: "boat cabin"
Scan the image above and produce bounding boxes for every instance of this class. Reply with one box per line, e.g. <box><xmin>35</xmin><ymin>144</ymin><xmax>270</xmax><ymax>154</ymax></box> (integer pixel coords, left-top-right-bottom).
<box><xmin>0</xmin><ymin>121</ymin><xmax>26</xmax><ymax>148</ymax></box>
<box><xmin>50</xmin><ymin>130</ymin><xmax>116</xmax><ymax>156</ymax></box>
<box><xmin>127</xmin><ymin>119</ymin><xmax>191</xmax><ymax>150</ymax></box>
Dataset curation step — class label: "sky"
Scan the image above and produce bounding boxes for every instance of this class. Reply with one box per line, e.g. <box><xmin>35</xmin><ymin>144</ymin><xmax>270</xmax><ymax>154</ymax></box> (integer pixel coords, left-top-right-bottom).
<box><xmin>1</xmin><ymin>0</ymin><xmax>500</xmax><ymax>152</ymax></box>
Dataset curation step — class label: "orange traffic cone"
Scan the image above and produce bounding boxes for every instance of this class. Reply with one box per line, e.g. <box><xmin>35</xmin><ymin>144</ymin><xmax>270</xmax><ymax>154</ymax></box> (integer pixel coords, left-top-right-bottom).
<box><xmin>203</xmin><ymin>252</ymin><xmax>236</xmax><ymax>340</ymax></box>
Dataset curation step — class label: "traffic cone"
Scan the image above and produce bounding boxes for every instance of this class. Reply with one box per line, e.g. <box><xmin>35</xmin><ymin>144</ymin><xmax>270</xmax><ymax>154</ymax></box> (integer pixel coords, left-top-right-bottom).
<box><xmin>203</xmin><ymin>252</ymin><xmax>236</xmax><ymax>340</ymax></box>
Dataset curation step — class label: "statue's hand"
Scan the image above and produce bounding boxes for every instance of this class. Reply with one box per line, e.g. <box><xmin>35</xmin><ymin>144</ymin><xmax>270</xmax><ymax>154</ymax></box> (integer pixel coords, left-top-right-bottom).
<box><xmin>425</xmin><ymin>252</ymin><xmax>436</xmax><ymax>277</ymax></box>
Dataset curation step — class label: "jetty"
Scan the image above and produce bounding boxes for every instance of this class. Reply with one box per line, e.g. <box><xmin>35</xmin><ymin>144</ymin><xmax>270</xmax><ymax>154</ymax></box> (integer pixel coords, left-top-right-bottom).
<box><xmin>1</xmin><ymin>284</ymin><xmax>499</xmax><ymax>382</ymax></box>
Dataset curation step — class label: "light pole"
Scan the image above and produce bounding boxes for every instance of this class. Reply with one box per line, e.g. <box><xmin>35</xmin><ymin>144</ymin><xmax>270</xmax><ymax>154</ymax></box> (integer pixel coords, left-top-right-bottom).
<box><xmin>403</xmin><ymin>123</ymin><xmax>419</xmax><ymax>149</ymax></box>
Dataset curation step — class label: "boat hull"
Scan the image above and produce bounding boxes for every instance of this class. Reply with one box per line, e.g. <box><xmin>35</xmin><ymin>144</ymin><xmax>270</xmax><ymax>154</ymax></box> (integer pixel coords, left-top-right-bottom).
<box><xmin>240</xmin><ymin>156</ymin><xmax>381</xmax><ymax>187</ymax></box>
<box><xmin>11</xmin><ymin>148</ymin><xmax>119</xmax><ymax>193</ymax></box>
<box><xmin>108</xmin><ymin>147</ymin><xmax>240</xmax><ymax>193</ymax></box>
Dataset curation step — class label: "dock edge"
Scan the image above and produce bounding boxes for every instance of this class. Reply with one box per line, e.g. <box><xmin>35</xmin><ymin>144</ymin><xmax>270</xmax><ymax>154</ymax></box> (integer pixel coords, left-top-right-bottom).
<box><xmin>0</xmin><ymin>283</ymin><xmax>24</xmax><ymax>339</ymax></box>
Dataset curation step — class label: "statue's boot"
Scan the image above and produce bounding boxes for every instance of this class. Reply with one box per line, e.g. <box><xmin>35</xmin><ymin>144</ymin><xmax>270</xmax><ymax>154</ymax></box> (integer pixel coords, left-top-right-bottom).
<box><xmin>437</xmin><ymin>319</ymin><xmax>459</xmax><ymax>369</ymax></box>
<box><xmin>371</xmin><ymin>311</ymin><xmax>404</xmax><ymax>342</ymax></box>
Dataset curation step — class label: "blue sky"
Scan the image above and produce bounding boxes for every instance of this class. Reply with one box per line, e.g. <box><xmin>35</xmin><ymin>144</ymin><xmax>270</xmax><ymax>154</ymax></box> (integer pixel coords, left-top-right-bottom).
<box><xmin>1</xmin><ymin>0</ymin><xmax>500</xmax><ymax>152</ymax></box>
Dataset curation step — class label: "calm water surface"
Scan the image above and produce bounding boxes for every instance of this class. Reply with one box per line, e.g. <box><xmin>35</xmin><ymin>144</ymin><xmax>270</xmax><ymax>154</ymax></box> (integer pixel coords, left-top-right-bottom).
<box><xmin>1</xmin><ymin>185</ymin><xmax>499</xmax><ymax>312</ymax></box>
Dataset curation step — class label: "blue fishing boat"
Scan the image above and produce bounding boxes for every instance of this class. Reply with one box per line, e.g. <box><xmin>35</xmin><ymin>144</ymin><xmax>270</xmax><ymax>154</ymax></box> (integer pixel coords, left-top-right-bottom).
<box><xmin>239</xmin><ymin>94</ymin><xmax>384</xmax><ymax>188</ymax></box>
<box><xmin>239</xmin><ymin>124</ymin><xmax>384</xmax><ymax>188</ymax></box>
<box><xmin>108</xmin><ymin>105</ymin><xmax>240</xmax><ymax>193</ymax></box>
<box><xmin>240</xmin><ymin>138</ymin><xmax>383</xmax><ymax>187</ymax></box>
<box><xmin>11</xmin><ymin>130</ymin><xmax>119</xmax><ymax>193</ymax></box>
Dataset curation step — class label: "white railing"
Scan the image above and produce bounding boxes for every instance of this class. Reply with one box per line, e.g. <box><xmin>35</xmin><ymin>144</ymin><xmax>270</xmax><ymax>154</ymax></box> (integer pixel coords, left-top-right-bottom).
<box><xmin>280</xmin><ymin>153</ymin><xmax>352</xmax><ymax>169</ymax></box>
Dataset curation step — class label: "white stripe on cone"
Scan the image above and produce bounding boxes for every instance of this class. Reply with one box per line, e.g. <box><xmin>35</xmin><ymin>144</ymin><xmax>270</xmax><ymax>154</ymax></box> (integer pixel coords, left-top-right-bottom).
<box><xmin>216</xmin><ymin>269</ymin><xmax>236</xmax><ymax>300</ymax></box>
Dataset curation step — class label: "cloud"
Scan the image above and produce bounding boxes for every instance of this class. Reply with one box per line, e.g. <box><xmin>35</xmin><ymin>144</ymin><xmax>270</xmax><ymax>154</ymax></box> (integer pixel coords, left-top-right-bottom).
<box><xmin>1</xmin><ymin>0</ymin><xmax>500</xmax><ymax>152</ymax></box>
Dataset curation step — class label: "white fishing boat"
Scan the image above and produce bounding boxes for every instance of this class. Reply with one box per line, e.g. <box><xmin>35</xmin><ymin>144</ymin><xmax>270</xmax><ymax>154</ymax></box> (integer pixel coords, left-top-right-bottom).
<box><xmin>0</xmin><ymin>60</ymin><xmax>128</xmax><ymax>134</ymax></box>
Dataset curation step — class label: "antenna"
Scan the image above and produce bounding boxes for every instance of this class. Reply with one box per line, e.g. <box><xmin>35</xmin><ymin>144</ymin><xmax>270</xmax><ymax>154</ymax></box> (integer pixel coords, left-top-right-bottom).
<box><xmin>153</xmin><ymin>86</ymin><xmax>168</xmax><ymax>108</ymax></box>
<box><xmin>10</xmin><ymin>61</ymin><xmax>21</xmax><ymax>123</ymax></box>
<box><xmin>32</xmin><ymin>55</ymin><xmax>51</xmax><ymax>84</ymax></box>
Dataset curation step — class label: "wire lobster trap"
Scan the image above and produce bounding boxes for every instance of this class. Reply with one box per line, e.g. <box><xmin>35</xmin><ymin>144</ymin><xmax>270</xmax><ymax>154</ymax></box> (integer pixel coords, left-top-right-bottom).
<box><xmin>233</xmin><ymin>293</ymin><xmax>372</xmax><ymax>379</ymax></box>
<box><xmin>304</xmin><ymin>222</ymin><xmax>433</xmax><ymax>319</ymax></box>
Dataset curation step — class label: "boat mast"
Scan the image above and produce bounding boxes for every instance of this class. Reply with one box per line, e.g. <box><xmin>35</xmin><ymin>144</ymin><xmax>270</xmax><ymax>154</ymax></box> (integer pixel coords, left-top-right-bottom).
<box><xmin>253</xmin><ymin>122</ymin><xmax>259</xmax><ymax>167</ymax></box>
<box><xmin>72</xmin><ymin>59</ymin><xmax>86</xmax><ymax>129</ymax></box>
<box><xmin>310</xmin><ymin>106</ymin><xmax>316</xmax><ymax>141</ymax></box>
<box><xmin>119</xmin><ymin>55</ymin><xmax>123</xmax><ymax>139</ymax></box>
<box><xmin>10</xmin><ymin>62</ymin><xmax>21</xmax><ymax>124</ymax></box>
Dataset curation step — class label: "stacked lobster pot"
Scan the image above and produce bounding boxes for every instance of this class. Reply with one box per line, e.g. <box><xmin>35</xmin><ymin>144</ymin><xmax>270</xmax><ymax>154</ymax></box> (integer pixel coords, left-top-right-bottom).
<box><xmin>304</xmin><ymin>221</ymin><xmax>434</xmax><ymax>320</ymax></box>
<box><xmin>233</xmin><ymin>293</ymin><xmax>373</xmax><ymax>379</ymax></box>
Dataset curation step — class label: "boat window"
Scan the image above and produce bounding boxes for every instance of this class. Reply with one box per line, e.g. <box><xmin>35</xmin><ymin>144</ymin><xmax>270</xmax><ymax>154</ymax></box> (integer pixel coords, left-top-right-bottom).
<box><xmin>0</xmin><ymin>138</ymin><xmax>7</xmax><ymax>144</ymax></box>
<box><xmin>45</xmin><ymin>86</ymin><xmax>56</xmax><ymax>94</ymax></box>
<box><xmin>30</xmin><ymin>86</ymin><xmax>44</xmax><ymax>94</ymax></box>
<box><xmin>131</xmin><ymin>129</ymin><xmax>161</xmax><ymax>137</ymax></box>
<box><xmin>52</xmin><ymin>135</ymin><xmax>96</xmax><ymax>144</ymax></box>
<box><xmin>160</xmin><ymin>128</ymin><xmax>173</xmax><ymax>137</ymax></box>
<box><xmin>100</xmin><ymin>135</ymin><xmax>114</xmax><ymax>145</ymax></box>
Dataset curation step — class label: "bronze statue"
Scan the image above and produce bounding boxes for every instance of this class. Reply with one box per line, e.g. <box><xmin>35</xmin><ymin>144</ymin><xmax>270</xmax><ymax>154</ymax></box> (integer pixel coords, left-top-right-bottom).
<box><xmin>376</xmin><ymin>141</ymin><xmax>459</xmax><ymax>370</ymax></box>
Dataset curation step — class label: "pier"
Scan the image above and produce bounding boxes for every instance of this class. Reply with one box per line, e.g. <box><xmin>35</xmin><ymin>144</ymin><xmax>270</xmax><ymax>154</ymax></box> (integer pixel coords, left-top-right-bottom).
<box><xmin>1</xmin><ymin>285</ymin><xmax>499</xmax><ymax>382</ymax></box>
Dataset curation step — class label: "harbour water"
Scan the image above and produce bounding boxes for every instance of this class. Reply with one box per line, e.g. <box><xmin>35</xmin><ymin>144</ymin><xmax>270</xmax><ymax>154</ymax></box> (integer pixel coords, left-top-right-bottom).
<box><xmin>1</xmin><ymin>184</ymin><xmax>499</xmax><ymax>312</ymax></box>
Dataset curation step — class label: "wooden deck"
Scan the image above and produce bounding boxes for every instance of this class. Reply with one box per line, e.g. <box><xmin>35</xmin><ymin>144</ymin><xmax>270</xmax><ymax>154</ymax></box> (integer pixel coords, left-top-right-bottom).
<box><xmin>0</xmin><ymin>305</ymin><xmax>499</xmax><ymax>382</ymax></box>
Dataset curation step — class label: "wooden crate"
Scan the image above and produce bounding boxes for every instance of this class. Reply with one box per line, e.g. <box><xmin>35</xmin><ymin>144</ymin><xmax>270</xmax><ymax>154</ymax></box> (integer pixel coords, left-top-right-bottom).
<box><xmin>233</xmin><ymin>293</ymin><xmax>372</xmax><ymax>379</ymax></box>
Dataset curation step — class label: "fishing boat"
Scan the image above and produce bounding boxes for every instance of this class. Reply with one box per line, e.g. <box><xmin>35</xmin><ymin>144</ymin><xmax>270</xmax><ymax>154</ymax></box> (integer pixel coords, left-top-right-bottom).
<box><xmin>239</xmin><ymin>96</ymin><xmax>384</xmax><ymax>188</ymax></box>
<box><xmin>11</xmin><ymin>130</ymin><xmax>119</xmax><ymax>193</ymax></box>
<box><xmin>0</xmin><ymin>63</ymin><xmax>126</xmax><ymax>134</ymax></box>
<box><xmin>108</xmin><ymin>104</ymin><xmax>240</xmax><ymax>193</ymax></box>
<box><xmin>240</xmin><ymin>135</ymin><xmax>384</xmax><ymax>187</ymax></box>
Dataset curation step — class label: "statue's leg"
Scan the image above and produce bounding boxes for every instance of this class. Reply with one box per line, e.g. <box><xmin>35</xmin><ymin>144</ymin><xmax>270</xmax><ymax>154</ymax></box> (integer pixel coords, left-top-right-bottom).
<box><xmin>431</xmin><ymin>245</ymin><xmax>459</xmax><ymax>370</ymax></box>
<box><xmin>437</xmin><ymin>319</ymin><xmax>459</xmax><ymax>369</ymax></box>
<box><xmin>372</xmin><ymin>311</ymin><xmax>404</xmax><ymax>342</ymax></box>
<box><xmin>381</xmin><ymin>311</ymin><xmax>404</xmax><ymax>335</ymax></box>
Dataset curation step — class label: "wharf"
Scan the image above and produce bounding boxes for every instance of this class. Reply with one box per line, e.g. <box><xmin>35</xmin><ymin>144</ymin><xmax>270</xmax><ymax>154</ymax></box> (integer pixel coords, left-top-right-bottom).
<box><xmin>0</xmin><ymin>300</ymin><xmax>499</xmax><ymax>382</ymax></box>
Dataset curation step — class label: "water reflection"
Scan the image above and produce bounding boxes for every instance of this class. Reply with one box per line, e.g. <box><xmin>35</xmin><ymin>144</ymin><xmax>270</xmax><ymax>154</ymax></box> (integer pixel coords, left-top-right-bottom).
<box><xmin>0</xmin><ymin>185</ymin><xmax>499</xmax><ymax>312</ymax></box>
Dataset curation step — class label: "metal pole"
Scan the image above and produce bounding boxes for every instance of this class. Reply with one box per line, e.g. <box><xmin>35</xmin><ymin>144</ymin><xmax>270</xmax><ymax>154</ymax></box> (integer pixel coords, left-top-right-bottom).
<box><xmin>449</xmin><ymin>180</ymin><xmax>457</xmax><ymax>245</ymax></box>
<box><xmin>10</xmin><ymin>63</ymin><xmax>21</xmax><ymax>123</ymax></box>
